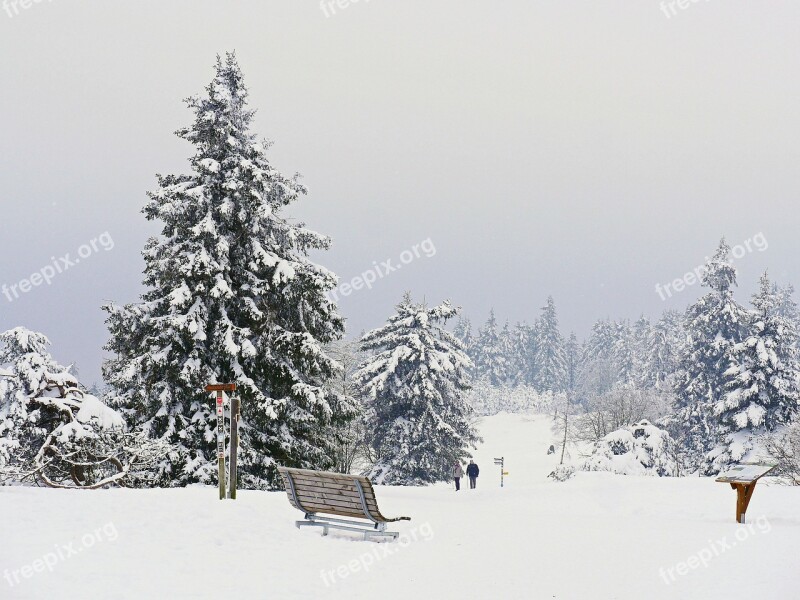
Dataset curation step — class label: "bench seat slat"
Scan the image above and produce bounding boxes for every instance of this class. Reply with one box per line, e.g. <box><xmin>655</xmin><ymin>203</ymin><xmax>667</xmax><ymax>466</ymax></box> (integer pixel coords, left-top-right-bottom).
<box><xmin>293</xmin><ymin>490</ymin><xmax>379</xmax><ymax>510</ymax></box>
<box><xmin>279</xmin><ymin>474</ymin><xmax>377</xmax><ymax>503</ymax></box>
<box><xmin>293</xmin><ymin>493</ymin><xmax>378</xmax><ymax>512</ymax></box>
<box><xmin>289</xmin><ymin>474</ymin><xmax>377</xmax><ymax>496</ymax></box>
<box><xmin>291</xmin><ymin>481</ymin><xmax>377</xmax><ymax>502</ymax></box>
<box><xmin>288</xmin><ymin>473</ymin><xmax>374</xmax><ymax>493</ymax></box>
<box><xmin>281</xmin><ymin>467</ymin><xmax>369</xmax><ymax>483</ymax></box>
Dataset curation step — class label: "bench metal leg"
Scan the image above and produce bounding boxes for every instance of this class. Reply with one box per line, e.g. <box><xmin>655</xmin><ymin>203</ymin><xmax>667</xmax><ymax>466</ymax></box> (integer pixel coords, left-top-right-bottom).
<box><xmin>295</xmin><ymin>516</ymin><xmax>399</xmax><ymax>542</ymax></box>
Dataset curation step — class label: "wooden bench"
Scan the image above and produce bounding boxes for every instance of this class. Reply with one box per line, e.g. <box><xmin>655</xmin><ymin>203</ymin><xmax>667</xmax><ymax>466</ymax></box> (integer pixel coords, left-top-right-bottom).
<box><xmin>277</xmin><ymin>467</ymin><xmax>410</xmax><ymax>541</ymax></box>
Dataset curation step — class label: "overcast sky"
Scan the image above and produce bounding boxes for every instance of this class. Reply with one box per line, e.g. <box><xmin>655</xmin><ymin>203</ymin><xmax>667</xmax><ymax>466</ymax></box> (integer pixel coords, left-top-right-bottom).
<box><xmin>1</xmin><ymin>1</ymin><xmax>799</xmax><ymax>384</ymax></box>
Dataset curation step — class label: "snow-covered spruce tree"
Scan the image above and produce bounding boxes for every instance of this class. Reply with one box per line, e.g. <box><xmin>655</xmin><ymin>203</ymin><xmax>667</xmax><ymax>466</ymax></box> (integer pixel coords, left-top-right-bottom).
<box><xmin>708</xmin><ymin>272</ymin><xmax>800</xmax><ymax>471</ymax></box>
<box><xmin>499</xmin><ymin>321</ymin><xmax>522</xmax><ymax>385</ymax></box>
<box><xmin>513</xmin><ymin>322</ymin><xmax>537</xmax><ymax>386</ymax></box>
<box><xmin>453</xmin><ymin>316</ymin><xmax>475</xmax><ymax>357</ymax></box>
<box><xmin>645</xmin><ymin>309</ymin><xmax>685</xmax><ymax>390</ymax></box>
<box><xmin>612</xmin><ymin>320</ymin><xmax>636</xmax><ymax>385</ymax></box>
<box><xmin>533</xmin><ymin>296</ymin><xmax>567</xmax><ymax>392</ymax></box>
<box><xmin>672</xmin><ymin>239</ymin><xmax>748</xmax><ymax>473</ymax></box>
<box><xmin>325</xmin><ymin>339</ymin><xmax>369</xmax><ymax>474</ymax></box>
<box><xmin>354</xmin><ymin>295</ymin><xmax>480</xmax><ymax>485</ymax></box>
<box><xmin>630</xmin><ymin>316</ymin><xmax>652</xmax><ymax>387</ymax></box>
<box><xmin>565</xmin><ymin>332</ymin><xmax>581</xmax><ymax>394</ymax></box>
<box><xmin>473</xmin><ymin>309</ymin><xmax>509</xmax><ymax>386</ymax></box>
<box><xmin>103</xmin><ymin>53</ymin><xmax>355</xmax><ymax>489</ymax></box>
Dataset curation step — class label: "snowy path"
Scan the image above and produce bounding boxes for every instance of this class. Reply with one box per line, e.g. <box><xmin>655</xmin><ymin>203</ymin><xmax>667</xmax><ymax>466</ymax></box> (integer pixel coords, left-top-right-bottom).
<box><xmin>2</xmin><ymin>413</ymin><xmax>799</xmax><ymax>600</ymax></box>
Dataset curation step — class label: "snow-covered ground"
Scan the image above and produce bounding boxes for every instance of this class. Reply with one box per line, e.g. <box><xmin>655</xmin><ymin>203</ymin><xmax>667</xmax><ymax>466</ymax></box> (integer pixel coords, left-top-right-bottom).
<box><xmin>2</xmin><ymin>413</ymin><xmax>798</xmax><ymax>600</ymax></box>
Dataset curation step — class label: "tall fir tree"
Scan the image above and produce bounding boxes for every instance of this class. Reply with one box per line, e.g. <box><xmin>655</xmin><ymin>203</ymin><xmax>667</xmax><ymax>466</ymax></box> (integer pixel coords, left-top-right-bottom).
<box><xmin>630</xmin><ymin>316</ymin><xmax>652</xmax><ymax>387</ymax></box>
<box><xmin>709</xmin><ymin>273</ymin><xmax>800</xmax><ymax>470</ymax></box>
<box><xmin>515</xmin><ymin>321</ymin><xmax>538</xmax><ymax>386</ymax></box>
<box><xmin>473</xmin><ymin>309</ymin><xmax>508</xmax><ymax>386</ymax></box>
<box><xmin>499</xmin><ymin>321</ymin><xmax>518</xmax><ymax>385</ymax></box>
<box><xmin>533</xmin><ymin>296</ymin><xmax>568</xmax><ymax>392</ymax></box>
<box><xmin>103</xmin><ymin>54</ymin><xmax>355</xmax><ymax>489</ymax></box>
<box><xmin>354</xmin><ymin>295</ymin><xmax>479</xmax><ymax>485</ymax></box>
<box><xmin>645</xmin><ymin>310</ymin><xmax>685</xmax><ymax>390</ymax></box>
<box><xmin>453</xmin><ymin>316</ymin><xmax>475</xmax><ymax>357</ymax></box>
<box><xmin>673</xmin><ymin>239</ymin><xmax>748</xmax><ymax>472</ymax></box>
<box><xmin>578</xmin><ymin>318</ymin><xmax>620</xmax><ymax>401</ymax></box>
<box><xmin>565</xmin><ymin>332</ymin><xmax>581</xmax><ymax>394</ymax></box>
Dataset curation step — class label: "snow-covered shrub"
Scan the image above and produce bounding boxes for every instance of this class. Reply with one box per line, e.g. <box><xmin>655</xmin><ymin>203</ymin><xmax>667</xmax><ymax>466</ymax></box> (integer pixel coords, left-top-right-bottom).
<box><xmin>0</xmin><ymin>327</ymin><xmax>164</xmax><ymax>488</ymax></box>
<box><xmin>574</xmin><ymin>384</ymin><xmax>673</xmax><ymax>443</ymax></box>
<box><xmin>548</xmin><ymin>464</ymin><xmax>575</xmax><ymax>482</ymax></box>
<box><xmin>762</xmin><ymin>421</ymin><xmax>800</xmax><ymax>485</ymax></box>
<box><xmin>578</xmin><ymin>420</ymin><xmax>679</xmax><ymax>477</ymax></box>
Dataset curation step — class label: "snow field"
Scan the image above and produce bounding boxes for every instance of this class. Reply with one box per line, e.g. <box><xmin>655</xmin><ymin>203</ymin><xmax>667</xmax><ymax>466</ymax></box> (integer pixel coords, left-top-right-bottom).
<box><xmin>2</xmin><ymin>413</ymin><xmax>798</xmax><ymax>600</ymax></box>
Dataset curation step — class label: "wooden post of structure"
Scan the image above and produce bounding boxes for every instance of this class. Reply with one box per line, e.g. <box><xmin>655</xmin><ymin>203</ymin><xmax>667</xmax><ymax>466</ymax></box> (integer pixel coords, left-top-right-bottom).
<box><xmin>206</xmin><ymin>383</ymin><xmax>237</xmax><ymax>501</ymax></box>
<box><xmin>716</xmin><ymin>463</ymin><xmax>776</xmax><ymax>524</ymax></box>
<box><xmin>730</xmin><ymin>482</ymin><xmax>757</xmax><ymax>524</ymax></box>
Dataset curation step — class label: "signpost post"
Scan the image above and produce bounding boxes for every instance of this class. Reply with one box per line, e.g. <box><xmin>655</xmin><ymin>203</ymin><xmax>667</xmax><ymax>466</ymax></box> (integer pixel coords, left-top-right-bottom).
<box><xmin>229</xmin><ymin>391</ymin><xmax>241</xmax><ymax>500</ymax></box>
<box><xmin>494</xmin><ymin>457</ymin><xmax>504</xmax><ymax>488</ymax></box>
<box><xmin>206</xmin><ymin>383</ymin><xmax>237</xmax><ymax>501</ymax></box>
<box><xmin>715</xmin><ymin>463</ymin><xmax>777</xmax><ymax>524</ymax></box>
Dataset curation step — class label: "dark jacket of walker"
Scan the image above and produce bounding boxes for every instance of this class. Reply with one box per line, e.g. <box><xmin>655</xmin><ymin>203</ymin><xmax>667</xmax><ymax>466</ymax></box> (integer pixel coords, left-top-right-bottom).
<box><xmin>467</xmin><ymin>463</ymin><xmax>479</xmax><ymax>478</ymax></box>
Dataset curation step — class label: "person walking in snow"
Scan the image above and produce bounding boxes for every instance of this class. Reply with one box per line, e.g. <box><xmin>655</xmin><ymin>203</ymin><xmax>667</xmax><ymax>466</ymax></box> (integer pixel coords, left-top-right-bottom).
<box><xmin>466</xmin><ymin>459</ymin><xmax>479</xmax><ymax>489</ymax></box>
<box><xmin>453</xmin><ymin>461</ymin><xmax>464</xmax><ymax>491</ymax></box>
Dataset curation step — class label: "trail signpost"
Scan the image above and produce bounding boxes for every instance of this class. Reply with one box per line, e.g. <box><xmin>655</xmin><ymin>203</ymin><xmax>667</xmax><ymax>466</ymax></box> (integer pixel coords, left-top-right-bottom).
<box><xmin>494</xmin><ymin>457</ymin><xmax>505</xmax><ymax>487</ymax></box>
<box><xmin>206</xmin><ymin>383</ymin><xmax>237</xmax><ymax>500</ymax></box>
<box><xmin>715</xmin><ymin>463</ymin><xmax>777</xmax><ymax>524</ymax></box>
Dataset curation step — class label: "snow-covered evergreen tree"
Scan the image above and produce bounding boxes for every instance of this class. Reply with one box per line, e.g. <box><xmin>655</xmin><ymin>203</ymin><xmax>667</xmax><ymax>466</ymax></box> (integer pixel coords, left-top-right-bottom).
<box><xmin>533</xmin><ymin>296</ymin><xmax>568</xmax><ymax>392</ymax></box>
<box><xmin>645</xmin><ymin>310</ymin><xmax>685</xmax><ymax>390</ymax></box>
<box><xmin>565</xmin><ymin>332</ymin><xmax>580</xmax><ymax>394</ymax></box>
<box><xmin>453</xmin><ymin>316</ymin><xmax>474</xmax><ymax>356</ymax></box>
<box><xmin>354</xmin><ymin>295</ymin><xmax>480</xmax><ymax>485</ymax></box>
<box><xmin>514</xmin><ymin>321</ymin><xmax>538</xmax><ymax>386</ymax></box>
<box><xmin>584</xmin><ymin>319</ymin><xmax>618</xmax><ymax>366</ymax></box>
<box><xmin>473</xmin><ymin>309</ymin><xmax>508</xmax><ymax>386</ymax></box>
<box><xmin>709</xmin><ymin>272</ymin><xmax>800</xmax><ymax>470</ymax></box>
<box><xmin>103</xmin><ymin>53</ymin><xmax>355</xmax><ymax>489</ymax></box>
<box><xmin>577</xmin><ymin>319</ymin><xmax>620</xmax><ymax>404</ymax></box>
<box><xmin>672</xmin><ymin>239</ymin><xmax>748</xmax><ymax>472</ymax></box>
<box><xmin>499</xmin><ymin>321</ymin><xmax>519</xmax><ymax>385</ymax></box>
<box><xmin>612</xmin><ymin>320</ymin><xmax>635</xmax><ymax>384</ymax></box>
<box><xmin>630</xmin><ymin>316</ymin><xmax>652</xmax><ymax>387</ymax></box>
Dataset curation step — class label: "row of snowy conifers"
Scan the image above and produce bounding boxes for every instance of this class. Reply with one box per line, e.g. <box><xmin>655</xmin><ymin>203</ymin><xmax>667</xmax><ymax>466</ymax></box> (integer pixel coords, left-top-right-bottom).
<box><xmin>460</xmin><ymin>240</ymin><xmax>800</xmax><ymax>482</ymax></box>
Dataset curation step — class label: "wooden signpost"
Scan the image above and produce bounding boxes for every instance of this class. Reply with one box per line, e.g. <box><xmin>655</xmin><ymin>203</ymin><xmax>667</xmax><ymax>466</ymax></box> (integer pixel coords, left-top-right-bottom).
<box><xmin>206</xmin><ymin>383</ymin><xmax>237</xmax><ymax>500</ymax></box>
<box><xmin>715</xmin><ymin>463</ymin><xmax>777</xmax><ymax>524</ymax></box>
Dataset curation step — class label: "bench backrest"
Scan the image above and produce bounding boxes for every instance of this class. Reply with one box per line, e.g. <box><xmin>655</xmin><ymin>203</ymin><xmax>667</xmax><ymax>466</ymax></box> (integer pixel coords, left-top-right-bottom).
<box><xmin>278</xmin><ymin>467</ymin><xmax>390</xmax><ymax>523</ymax></box>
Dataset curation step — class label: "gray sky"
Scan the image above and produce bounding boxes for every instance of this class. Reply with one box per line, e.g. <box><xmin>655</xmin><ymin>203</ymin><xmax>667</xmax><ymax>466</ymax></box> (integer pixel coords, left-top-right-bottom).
<box><xmin>1</xmin><ymin>1</ymin><xmax>799</xmax><ymax>385</ymax></box>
